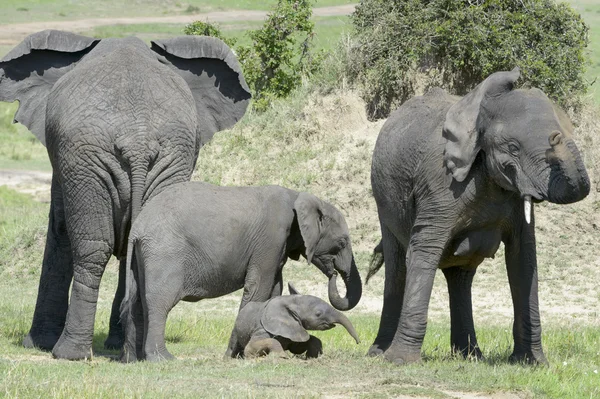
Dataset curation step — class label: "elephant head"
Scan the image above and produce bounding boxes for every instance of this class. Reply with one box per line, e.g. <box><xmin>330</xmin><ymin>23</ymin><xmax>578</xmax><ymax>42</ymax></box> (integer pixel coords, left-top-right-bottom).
<box><xmin>443</xmin><ymin>67</ymin><xmax>590</xmax><ymax>221</ymax></box>
<box><xmin>261</xmin><ymin>293</ymin><xmax>360</xmax><ymax>344</ymax></box>
<box><xmin>0</xmin><ymin>30</ymin><xmax>251</xmax><ymax>147</ymax></box>
<box><xmin>293</xmin><ymin>192</ymin><xmax>362</xmax><ymax>311</ymax></box>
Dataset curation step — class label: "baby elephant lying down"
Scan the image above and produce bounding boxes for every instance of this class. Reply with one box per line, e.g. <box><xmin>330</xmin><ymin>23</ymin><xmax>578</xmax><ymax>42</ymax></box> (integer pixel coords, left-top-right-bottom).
<box><xmin>227</xmin><ymin>284</ymin><xmax>360</xmax><ymax>359</ymax></box>
<box><xmin>120</xmin><ymin>182</ymin><xmax>362</xmax><ymax>362</ymax></box>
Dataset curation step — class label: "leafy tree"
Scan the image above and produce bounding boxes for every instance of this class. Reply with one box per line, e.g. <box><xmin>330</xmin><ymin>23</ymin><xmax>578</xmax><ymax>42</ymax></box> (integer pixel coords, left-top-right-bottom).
<box><xmin>349</xmin><ymin>0</ymin><xmax>589</xmax><ymax>119</ymax></box>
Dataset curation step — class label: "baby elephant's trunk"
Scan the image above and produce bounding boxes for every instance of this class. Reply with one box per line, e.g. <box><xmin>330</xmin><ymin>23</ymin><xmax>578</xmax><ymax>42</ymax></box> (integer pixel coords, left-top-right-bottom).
<box><xmin>333</xmin><ymin>310</ymin><xmax>360</xmax><ymax>344</ymax></box>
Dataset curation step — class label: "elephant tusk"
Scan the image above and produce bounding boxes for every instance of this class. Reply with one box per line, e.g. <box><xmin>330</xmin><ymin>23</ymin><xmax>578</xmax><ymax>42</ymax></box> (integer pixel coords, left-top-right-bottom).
<box><xmin>524</xmin><ymin>195</ymin><xmax>532</xmax><ymax>224</ymax></box>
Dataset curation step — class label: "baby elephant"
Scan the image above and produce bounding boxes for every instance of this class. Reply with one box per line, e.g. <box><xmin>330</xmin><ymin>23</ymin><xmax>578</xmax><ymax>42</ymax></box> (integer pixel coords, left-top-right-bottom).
<box><xmin>227</xmin><ymin>285</ymin><xmax>360</xmax><ymax>359</ymax></box>
<box><xmin>120</xmin><ymin>182</ymin><xmax>362</xmax><ymax>362</ymax></box>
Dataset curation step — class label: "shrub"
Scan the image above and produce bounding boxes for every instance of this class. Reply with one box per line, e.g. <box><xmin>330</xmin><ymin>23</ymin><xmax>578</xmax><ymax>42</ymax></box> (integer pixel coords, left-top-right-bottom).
<box><xmin>349</xmin><ymin>0</ymin><xmax>590</xmax><ymax>119</ymax></box>
<box><xmin>237</xmin><ymin>0</ymin><xmax>323</xmax><ymax>111</ymax></box>
<box><xmin>183</xmin><ymin>21</ymin><xmax>237</xmax><ymax>48</ymax></box>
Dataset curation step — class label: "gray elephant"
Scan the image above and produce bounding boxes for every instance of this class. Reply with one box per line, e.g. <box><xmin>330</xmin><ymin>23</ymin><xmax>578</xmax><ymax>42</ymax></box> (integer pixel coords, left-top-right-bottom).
<box><xmin>0</xmin><ymin>30</ymin><xmax>250</xmax><ymax>360</ymax></box>
<box><xmin>226</xmin><ymin>284</ymin><xmax>360</xmax><ymax>359</ymax></box>
<box><xmin>367</xmin><ymin>68</ymin><xmax>589</xmax><ymax>365</ymax></box>
<box><xmin>119</xmin><ymin>181</ymin><xmax>362</xmax><ymax>362</ymax></box>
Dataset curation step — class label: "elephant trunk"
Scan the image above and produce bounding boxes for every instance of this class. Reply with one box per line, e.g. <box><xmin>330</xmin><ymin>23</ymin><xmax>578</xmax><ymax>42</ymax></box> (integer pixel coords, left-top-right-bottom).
<box><xmin>546</xmin><ymin>139</ymin><xmax>590</xmax><ymax>204</ymax></box>
<box><xmin>332</xmin><ymin>310</ymin><xmax>360</xmax><ymax>344</ymax></box>
<box><xmin>327</xmin><ymin>256</ymin><xmax>362</xmax><ymax>311</ymax></box>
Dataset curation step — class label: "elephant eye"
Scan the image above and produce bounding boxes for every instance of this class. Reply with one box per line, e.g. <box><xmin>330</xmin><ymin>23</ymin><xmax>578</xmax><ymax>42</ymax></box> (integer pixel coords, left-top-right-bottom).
<box><xmin>507</xmin><ymin>142</ymin><xmax>520</xmax><ymax>156</ymax></box>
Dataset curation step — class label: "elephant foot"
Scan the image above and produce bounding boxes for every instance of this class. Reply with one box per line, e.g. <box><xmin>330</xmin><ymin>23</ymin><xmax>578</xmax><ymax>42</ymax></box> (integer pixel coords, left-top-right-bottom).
<box><xmin>509</xmin><ymin>350</ymin><xmax>548</xmax><ymax>366</ymax></box>
<box><xmin>383</xmin><ymin>348</ymin><xmax>421</xmax><ymax>365</ymax></box>
<box><xmin>145</xmin><ymin>350</ymin><xmax>175</xmax><ymax>362</ymax></box>
<box><xmin>22</xmin><ymin>331</ymin><xmax>60</xmax><ymax>351</ymax></box>
<box><xmin>52</xmin><ymin>336</ymin><xmax>92</xmax><ymax>360</ymax></box>
<box><xmin>104</xmin><ymin>333</ymin><xmax>124</xmax><ymax>350</ymax></box>
<box><xmin>367</xmin><ymin>342</ymin><xmax>389</xmax><ymax>357</ymax></box>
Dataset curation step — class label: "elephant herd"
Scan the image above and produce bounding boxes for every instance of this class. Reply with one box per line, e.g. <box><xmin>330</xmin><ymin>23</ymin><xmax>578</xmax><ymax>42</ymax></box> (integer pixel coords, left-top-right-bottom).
<box><xmin>0</xmin><ymin>30</ymin><xmax>590</xmax><ymax>365</ymax></box>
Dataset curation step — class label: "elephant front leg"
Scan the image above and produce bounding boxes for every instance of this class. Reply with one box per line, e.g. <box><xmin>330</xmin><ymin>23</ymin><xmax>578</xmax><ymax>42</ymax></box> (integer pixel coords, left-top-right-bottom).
<box><xmin>23</xmin><ymin>176</ymin><xmax>73</xmax><ymax>351</ymax></box>
<box><xmin>442</xmin><ymin>266</ymin><xmax>482</xmax><ymax>359</ymax></box>
<box><xmin>383</xmin><ymin>225</ymin><xmax>444</xmax><ymax>365</ymax></box>
<box><xmin>105</xmin><ymin>258</ymin><xmax>126</xmax><ymax>350</ymax></box>
<box><xmin>369</xmin><ymin>224</ymin><xmax>406</xmax><ymax>357</ymax></box>
<box><xmin>288</xmin><ymin>335</ymin><xmax>323</xmax><ymax>359</ymax></box>
<box><xmin>504</xmin><ymin>214</ymin><xmax>547</xmax><ymax>365</ymax></box>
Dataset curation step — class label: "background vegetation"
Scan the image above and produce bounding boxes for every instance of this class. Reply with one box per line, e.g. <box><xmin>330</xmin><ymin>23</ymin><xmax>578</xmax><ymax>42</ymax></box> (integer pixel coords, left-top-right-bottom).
<box><xmin>348</xmin><ymin>0</ymin><xmax>590</xmax><ymax>119</ymax></box>
<box><xmin>0</xmin><ymin>1</ymin><xmax>599</xmax><ymax>398</ymax></box>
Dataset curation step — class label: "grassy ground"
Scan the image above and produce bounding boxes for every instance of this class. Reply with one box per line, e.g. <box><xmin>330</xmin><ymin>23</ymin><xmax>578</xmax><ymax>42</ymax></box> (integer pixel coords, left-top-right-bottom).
<box><xmin>0</xmin><ymin>0</ymin><xmax>353</xmax><ymax>24</ymax></box>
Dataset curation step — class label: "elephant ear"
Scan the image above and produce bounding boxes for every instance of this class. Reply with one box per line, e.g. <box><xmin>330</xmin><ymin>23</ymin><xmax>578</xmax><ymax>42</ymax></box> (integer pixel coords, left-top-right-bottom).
<box><xmin>261</xmin><ymin>296</ymin><xmax>310</xmax><ymax>342</ymax></box>
<box><xmin>150</xmin><ymin>36</ymin><xmax>252</xmax><ymax>145</ymax></box>
<box><xmin>0</xmin><ymin>30</ymin><xmax>99</xmax><ymax>145</ymax></box>
<box><xmin>443</xmin><ymin>67</ymin><xmax>520</xmax><ymax>182</ymax></box>
<box><xmin>293</xmin><ymin>192</ymin><xmax>323</xmax><ymax>264</ymax></box>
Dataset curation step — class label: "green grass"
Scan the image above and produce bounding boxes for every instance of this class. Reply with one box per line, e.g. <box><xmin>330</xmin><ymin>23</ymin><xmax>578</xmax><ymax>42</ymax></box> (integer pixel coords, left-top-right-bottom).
<box><xmin>567</xmin><ymin>0</ymin><xmax>600</xmax><ymax>104</ymax></box>
<box><xmin>0</xmin><ymin>103</ymin><xmax>51</xmax><ymax>171</ymax></box>
<box><xmin>0</xmin><ymin>0</ymin><xmax>355</xmax><ymax>24</ymax></box>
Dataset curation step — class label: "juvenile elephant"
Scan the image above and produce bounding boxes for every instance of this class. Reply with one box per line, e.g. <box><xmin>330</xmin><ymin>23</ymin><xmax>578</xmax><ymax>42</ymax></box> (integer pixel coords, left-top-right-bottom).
<box><xmin>120</xmin><ymin>181</ymin><xmax>362</xmax><ymax>362</ymax></box>
<box><xmin>227</xmin><ymin>284</ymin><xmax>360</xmax><ymax>359</ymax></box>
<box><xmin>368</xmin><ymin>68</ymin><xmax>589</xmax><ymax>365</ymax></box>
<box><xmin>0</xmin><ymin>30</ymin><xmax>250</xmax><ymax>359</ymax></box>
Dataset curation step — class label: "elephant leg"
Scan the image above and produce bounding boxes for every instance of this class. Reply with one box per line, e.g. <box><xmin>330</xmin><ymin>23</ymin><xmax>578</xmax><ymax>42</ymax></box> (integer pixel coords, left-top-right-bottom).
<box><xmin>288</xmin><ymin>335</ymin><xmax>323</xmax><ymax>359</ymax></box>
<box><xmin>442</xmin><ymin>266</ymin><xmax>482</xmax><ymax>359</ymax></box>
<box><xmin>23</xmin><ymin>175</ymin><xmax>73</xmax><ymax>351</ymax></box>
<box><xmin>105</xmin><ymin>257</ymin><xmax>126</xmax><ymax>350</ymax></box>
<box><xmin>244</xmin><ymin>338</ymin><xmax>287</xmax><ymax>359</ymax></box>
<box><xmin>368</xmin><ymin>224</ymin><xmax>406</xmax><ymax>357</ymax></box>
<box><xmin>52</xmin><ymin>179</ymin><xmax>114</xmax><ymax>360</ymax></box>
<box><xmin>120</xmin><ymin>253</ymin><xmax>144</xmax><ymax>363</ymax></box>
<box><xmin>384</xmin><ymin>224</ymin><xmax>444</xmax><ymax>365</ymax></box>
<box><xmin>504</xmin><ymin>216</ymin><xmax>547</xmax><ymax>365</ymax></box>
<box><xmin>270</xmin><ymin>269</ymin><xmax>283</xmax><ymax>298</ymax></box>
<box><xmin>143</xmin><ymin>304</ymin><xmax>176</xmax><ymax>362</ymax></box>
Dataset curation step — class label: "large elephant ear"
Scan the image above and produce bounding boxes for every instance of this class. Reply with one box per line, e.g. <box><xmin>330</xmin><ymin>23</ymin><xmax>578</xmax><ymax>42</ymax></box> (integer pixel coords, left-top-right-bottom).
<box><xmin>150</xmin><ymin>36</ymin><xmax>252</xmax><ymax>145</ymax></box>
<box><xmin>293</xmin><ymin>192</ymin><xmax>323</xmax><ymax>264</ymax></box>
<box><xmin>443</xmin><ymin>67</ymin><xmax>520</xmax><ymax>182</ymax></box>
<box><xmin>261</xmin><ymin>297</ymin><xmax>310</xmax><ymax>342</ymax></box>
<box><xmin>0</xmin><ymin>30</ymin><xmax>99</xmax><ymax>145</ymax></box>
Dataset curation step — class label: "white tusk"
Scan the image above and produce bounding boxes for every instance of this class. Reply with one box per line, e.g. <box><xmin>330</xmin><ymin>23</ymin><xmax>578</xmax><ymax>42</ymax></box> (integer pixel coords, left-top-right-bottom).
<box><xmin>524</xmin><ymin>195</ymin><xmax>532</xmax><ymax>224</ymax></box>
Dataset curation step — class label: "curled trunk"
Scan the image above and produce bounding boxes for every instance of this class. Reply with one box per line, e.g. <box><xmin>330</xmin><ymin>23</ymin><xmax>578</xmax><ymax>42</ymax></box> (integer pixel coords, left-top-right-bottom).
<box><xmin>328</xmin><ymin>256</ymin><xmax>362</xmax><ymax>311</ymax></box>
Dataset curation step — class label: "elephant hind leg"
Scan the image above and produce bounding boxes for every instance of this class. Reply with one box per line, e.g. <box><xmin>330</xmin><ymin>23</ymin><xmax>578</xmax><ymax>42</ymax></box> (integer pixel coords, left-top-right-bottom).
<box><xmin>105</xmin><ymin>258</ymin><xmax>126</xmax><ymax>350</ymax></box>
<box><xmin>24</xmin><ymin>175</ymin><xmax>73</xmax><ymax>351</ymax></box>
<box><xmin>51</xmin><ymin>177</ymin><xmax>115</xmax><ymax>360</ymax></box>
<box><xmin>442</xmin><ymin>266</ymin><xmax>482</xmax><ymax>360</ymax></box>
<box><xmin>244</xmin><ymin>338</ymin><xmax>287</xmax><ymax>359</ymax></box>
<box><xmin>368</xmin><ymin>224</ymin><xmax>406</xmax><ymax>357</ymax></box>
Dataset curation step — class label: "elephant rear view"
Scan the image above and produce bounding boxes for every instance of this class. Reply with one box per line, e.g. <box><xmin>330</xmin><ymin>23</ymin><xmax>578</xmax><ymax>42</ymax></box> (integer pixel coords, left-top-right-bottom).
<box><xmin>369</xmin><ymin>68</ymin><xmax>589</xmax><ymax>365</ymax></box>
<box><xmin>0</xmin><ymin>30</ymin><xmax>251</xmax><ymax>360</ymax></box>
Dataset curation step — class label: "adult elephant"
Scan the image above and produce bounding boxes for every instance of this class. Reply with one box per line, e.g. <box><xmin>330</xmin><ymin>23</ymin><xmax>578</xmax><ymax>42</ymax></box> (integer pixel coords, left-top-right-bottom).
<box><xmin>0</xmin><ymin>30</ymin><xmax>250</xmax><ymax>360</ymax></box>
<box><xmin>368</xmin><ymin>68</ymin><xmax>589</xmax><ymax>365</ymax></box>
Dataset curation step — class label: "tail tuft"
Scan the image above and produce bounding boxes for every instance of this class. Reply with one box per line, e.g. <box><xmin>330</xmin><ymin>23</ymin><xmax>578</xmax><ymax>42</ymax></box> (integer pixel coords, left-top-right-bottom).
<box><xmin>365</xmin><ymin>241</ymin><xmax>384</xmax><ymax>285</ymax></box>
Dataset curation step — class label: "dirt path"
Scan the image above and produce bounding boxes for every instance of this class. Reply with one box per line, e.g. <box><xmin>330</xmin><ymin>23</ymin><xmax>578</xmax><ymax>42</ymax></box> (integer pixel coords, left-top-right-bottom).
<box><xmin>0</xmin><ymin>169</ymin><xmax>52</xmax><ymax>202</ymax></box>
<box><xmin>0</xmin><ymin>4</ymin><xmax>356</xmax><ymax>46</ymax></box>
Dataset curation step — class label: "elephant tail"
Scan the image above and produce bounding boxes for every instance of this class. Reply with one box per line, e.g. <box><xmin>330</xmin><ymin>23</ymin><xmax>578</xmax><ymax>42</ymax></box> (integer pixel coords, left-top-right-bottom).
<box><xmin>365</xmin><ymin>240</ymin><xmax>384</xmax><ymax>284</ymax></box>
<box><xmin>119</xmin><ymin>234</ymin><xmax>139</xmax><ymax>361</ymax></box>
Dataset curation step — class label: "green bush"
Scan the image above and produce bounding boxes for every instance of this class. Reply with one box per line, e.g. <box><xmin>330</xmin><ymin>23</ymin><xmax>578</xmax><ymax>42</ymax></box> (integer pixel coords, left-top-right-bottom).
<box><xmin>185</xmin><ymin>1</ymin><xmax>322</xmax><ymax>112</ymax></box>
<box><xmin>349</xmin><ymin>0</ymin><xmax>590</xmax><ymax>119</ymax></box>
<box><xmin>236</xmin><ymin>0</ymin><xmax>323</xmax><ymax>111</ymax></box>
<box><xmin>183</xmin><ymin>21</ymin><xmax>237</xmax><ymax>48</ymax></box>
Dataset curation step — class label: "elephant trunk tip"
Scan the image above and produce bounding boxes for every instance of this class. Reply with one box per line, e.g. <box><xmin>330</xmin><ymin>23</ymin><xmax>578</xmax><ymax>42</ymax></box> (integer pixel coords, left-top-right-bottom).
<box><xmin>327</xmin><ymin>265</ymin><xmax>362</xmax><ymax>311</ymax></box>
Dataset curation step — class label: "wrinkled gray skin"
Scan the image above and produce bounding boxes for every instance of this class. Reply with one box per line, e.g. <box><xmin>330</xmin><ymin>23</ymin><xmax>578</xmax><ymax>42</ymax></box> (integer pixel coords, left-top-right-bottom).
<box><xmin>0</xmin><ymin>30</ymin><xmax>250</xmax><ymax>360</ymax></box>
<box><xmin>368</xmin><ymin>68</ymin><xmax>590</xmax><ymax>365</ymax></box>
<box><xmin>120</xmin><ymin>182</ymin><xmax>362</xmax><ymax>362</ymax></box>
<box><xmin>226</xmin><ymin>284</ymin><xmax>360</xmax><ymax>359</ymax></box>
